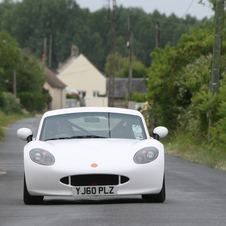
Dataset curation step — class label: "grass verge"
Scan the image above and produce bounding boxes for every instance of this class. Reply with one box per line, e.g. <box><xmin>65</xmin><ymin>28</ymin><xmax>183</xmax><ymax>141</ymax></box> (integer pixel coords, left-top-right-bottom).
<box><xmin>0</xmin><ymin>111</ymin><xmax>35</xmax><ymax>144</ymax></box>
<box><xmin>162</xmin><ymin>131</ymin><xmax>226</xmax><ymax>172</ymax></box>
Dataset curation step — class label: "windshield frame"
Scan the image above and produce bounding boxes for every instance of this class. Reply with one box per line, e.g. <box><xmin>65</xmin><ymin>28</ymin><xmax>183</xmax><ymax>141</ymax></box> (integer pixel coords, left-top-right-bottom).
<box><xmin>39</xmin><ymin>112</ymin><xmax>147</xmax><ymax>141</ymax></box>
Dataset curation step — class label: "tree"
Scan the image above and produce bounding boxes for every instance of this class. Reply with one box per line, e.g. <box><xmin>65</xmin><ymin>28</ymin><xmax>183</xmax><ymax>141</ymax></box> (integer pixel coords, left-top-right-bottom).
<box><xmin>147</xmin><ymin>28</ymin><xmax>214</xmax><ymax>129</ymax></box>
<box><xmin>14</xmin><ymin>53</ymin><xmax>52</xmax><ymax>112</ymax></box>
<box><xmin>0</xmin><ymin>30</ymin><xmax>21</xmax><ymax>91</ymax></box>
<box><xmin>0</xmin><ymin>0</ymin><xmax>208</xmax><ymax>72</ymax></box>
<box><xmin>0</xmin><ymin>30</ymin><xmax>51</xmax><ymax>112</ymax></box>
<box><xmin>105</xmin><ymin>52</ymin><xmax>148</xmax><ymax>78</ymax></box>
<box><xmin>121</xmin><ymin>56</ymin><xmax>148</xmax><ymax>78</ymax></box>
<box><xmin>176</xmin><ymin>54</ymin><xmax>212</xmax><ymax>134</ymax></box>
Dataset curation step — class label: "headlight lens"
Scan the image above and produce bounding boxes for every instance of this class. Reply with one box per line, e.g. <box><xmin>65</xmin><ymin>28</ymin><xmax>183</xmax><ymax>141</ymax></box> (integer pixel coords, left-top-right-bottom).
<box><xmin>29</xmin><ymin>149</ymin><xmax>55</xmax><ymax>165</ymax></box>
<box><xmin>133</xmin><ymin>147</ymin><xmax>159</xmax><ymax>164</ymax></box>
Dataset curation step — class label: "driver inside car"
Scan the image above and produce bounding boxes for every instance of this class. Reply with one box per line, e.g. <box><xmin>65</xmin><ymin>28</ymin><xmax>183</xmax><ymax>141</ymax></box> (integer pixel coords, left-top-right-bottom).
<box><xmin>57</xmin><ymin>119</ymin><xmax>74</xmax><ymax>136</ymax></box>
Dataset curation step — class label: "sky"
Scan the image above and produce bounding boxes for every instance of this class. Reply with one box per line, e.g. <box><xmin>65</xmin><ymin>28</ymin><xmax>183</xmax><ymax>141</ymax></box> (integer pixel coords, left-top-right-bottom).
<box><xmin>0</xmin><ymin>0</ymin><xmax>214</xmax><ymax>20</ymax></box>
<box><xmin>75</xmin><ymin>0</ymin><xmax>214</xmax><ymax>20</ymax></box>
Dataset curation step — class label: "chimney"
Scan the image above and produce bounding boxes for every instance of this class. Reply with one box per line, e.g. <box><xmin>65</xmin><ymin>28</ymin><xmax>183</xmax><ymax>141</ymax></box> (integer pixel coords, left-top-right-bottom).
<box><xmin>71</xmin><ymin>45</ymin><xmax>79</xmax><ymax>57</ymax></box>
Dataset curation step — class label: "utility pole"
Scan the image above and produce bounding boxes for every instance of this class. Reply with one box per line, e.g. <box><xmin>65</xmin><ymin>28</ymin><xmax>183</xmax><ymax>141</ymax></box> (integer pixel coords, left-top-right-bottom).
<box><xmin>118</xmin><ymin>54</ymin><xmax>121</xmax><ymax>77</ymax></box>
<box><xmin>49</xmin><ymin>35</ymin><xmax>52</xmax><ymax>68</ymax></box>
<box><xmin>210</xmin><ymin>0</ymin><xmax>224</xmax><ymax>95</ymax></box>
<box><xmin>13</xmin><ymin>70</ymin><xmax>16</xmax><ymax>98</ymax></box>
<box><xmin>209</xmin><ymin>0</ymin><xmax>224</xmax><ymax>131</ymax></box>
<box><xmin>44</xmin><ymin>37</ymin><xmax>47</xmax><ymax>58</ymax></box>
<box><xmin>156</xmin><ymin>21</ymin><xmax>160</xmax><ymax>48</ymax></box>
<box><xmin>128</xmin><ymin>27</ymin><xmax>133</xmax><ymax>103</ymax></box>
<box><xmin>108</xmin><ymin>0</ymin><xmax>116</xmax><ymax>107</ymax></box>
<box><xmin>42</xmin><ymin>37</ymin><xmax>47</xmax><ymax>64</ymax></box>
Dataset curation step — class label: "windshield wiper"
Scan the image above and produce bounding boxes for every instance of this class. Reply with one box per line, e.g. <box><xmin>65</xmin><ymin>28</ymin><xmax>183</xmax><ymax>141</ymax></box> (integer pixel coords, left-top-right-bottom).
<box><xmin>45</xmin><ymin>137</ymin><xmax>71</xmax><ymax>141</ymax></box>
<box><xmin>70</xmin><ymin>135</ymin><xmax>107</xmax><ymax>139</ymax></box>
<box><xmin>45</xmin><ymin>135</ymin><xmax>107</xmax><ymax>141</ymax></box>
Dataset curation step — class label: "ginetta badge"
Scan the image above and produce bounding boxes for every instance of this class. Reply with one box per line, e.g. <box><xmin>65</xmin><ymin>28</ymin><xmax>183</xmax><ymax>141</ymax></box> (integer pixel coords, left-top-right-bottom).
<box><xmin>91</xmin><ymin>163</ymin><xmax>98</xmax><ymax>168</ymax></box>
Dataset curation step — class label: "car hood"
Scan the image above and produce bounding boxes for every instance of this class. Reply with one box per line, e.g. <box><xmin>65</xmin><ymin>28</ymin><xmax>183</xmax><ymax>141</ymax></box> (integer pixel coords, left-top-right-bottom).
<box><xmin>25</xmin><ymin>138</ymin><xmax>163</xmax><ymax>172</ymax></box>
<box><xmin>49</xmin><ymin>139</ymin><xmax>142</xmax><ymax>166</ymax></box>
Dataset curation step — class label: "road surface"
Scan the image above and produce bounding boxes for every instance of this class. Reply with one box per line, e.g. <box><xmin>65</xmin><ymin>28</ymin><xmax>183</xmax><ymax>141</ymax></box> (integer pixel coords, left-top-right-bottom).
<box><xmin>0</xmin><ymin>117</ymin><xmax>226</xmax><ymax>226</ymax></box>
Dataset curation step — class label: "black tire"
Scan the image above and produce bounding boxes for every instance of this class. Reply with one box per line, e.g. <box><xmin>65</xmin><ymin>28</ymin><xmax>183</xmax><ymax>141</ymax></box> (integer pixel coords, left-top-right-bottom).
<box><xmin>142</xmin><ymin>176</ymin><xmax>165</xmax><ymax>203</ymax></box>
<box><xmin>24</xmin><ymin>176</ymin><xmax>44</xmax><ymax>205</ymax></box>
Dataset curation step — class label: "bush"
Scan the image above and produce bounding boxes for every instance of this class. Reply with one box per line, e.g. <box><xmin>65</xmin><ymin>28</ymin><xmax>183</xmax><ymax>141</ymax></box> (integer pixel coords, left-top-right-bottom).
<box><xmin>132</xmin><ymin>92</ymin><xmax>147</xmax><ymax>103</ymax></box>
<box><xmin>66</xmin><ymin>93</ymin><xmax>79</xmax><ymax>99</ymax></box>
<box><xmin>18</xmin><ymin>92</ymin><xmax>47</xmax><ymax>112</ymax></box>
<box><xmin>43</xmin><ymin>88</ymin><xmax>52</xmax><ymax>110</ymax></box>
<box><xmin>0</xmin><ymin>92</ymin><xmax>21</xmax><ymax>114</ymax></box>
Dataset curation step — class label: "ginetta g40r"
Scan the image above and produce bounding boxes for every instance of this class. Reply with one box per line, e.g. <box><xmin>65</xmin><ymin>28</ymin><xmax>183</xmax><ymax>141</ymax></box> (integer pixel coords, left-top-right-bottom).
<box><xmin>17</xmin><ymin>107</ymin><xmax>168</xmax><ymax>204</ymax></box>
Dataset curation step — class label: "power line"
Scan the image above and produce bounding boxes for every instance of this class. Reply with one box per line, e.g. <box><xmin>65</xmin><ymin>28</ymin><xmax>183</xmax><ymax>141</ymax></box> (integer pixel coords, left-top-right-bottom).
<box><xmin>182</xmin><ymin>0</ymin><xmax>195</xmax><ymax>18</ymax></box>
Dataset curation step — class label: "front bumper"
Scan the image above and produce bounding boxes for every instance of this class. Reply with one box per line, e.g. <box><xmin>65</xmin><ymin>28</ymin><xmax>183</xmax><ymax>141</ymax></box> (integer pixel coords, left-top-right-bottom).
<box><xmin>25</xmin><ymin>158</ymin><xmax>164</xmax><ymax>196</ymax></box>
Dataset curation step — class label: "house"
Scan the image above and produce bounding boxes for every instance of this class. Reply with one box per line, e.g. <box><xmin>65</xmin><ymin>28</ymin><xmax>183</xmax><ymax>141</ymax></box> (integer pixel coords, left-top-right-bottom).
<box><xmin>106</xmin><ymin>78</ymin><xmax>148</xmax><ymax>108</ymax></box>
<box><xmin>57</xmin><ymin>45</ymin><xmax>108</xmax><ymax>107</ymax></box>
<box><xmin>44</xmin><ymin>66</ymin><xmax>67</xmax><ymax>110</ymax></box>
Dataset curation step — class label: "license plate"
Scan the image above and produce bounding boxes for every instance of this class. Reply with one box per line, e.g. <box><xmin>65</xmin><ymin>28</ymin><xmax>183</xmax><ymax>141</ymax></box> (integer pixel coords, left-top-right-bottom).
<box><xmin>72</xmin><ymin>186</ymin><xmax>117</xmax><ymax>196</ymax></box>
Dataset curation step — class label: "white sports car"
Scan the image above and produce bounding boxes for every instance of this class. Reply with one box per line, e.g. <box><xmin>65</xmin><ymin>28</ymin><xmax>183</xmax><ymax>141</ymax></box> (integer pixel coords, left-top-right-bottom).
<box><xmin>17</xmin><ymin>107</ymin><xmax>168</xmax><ymax>204</ymax></box>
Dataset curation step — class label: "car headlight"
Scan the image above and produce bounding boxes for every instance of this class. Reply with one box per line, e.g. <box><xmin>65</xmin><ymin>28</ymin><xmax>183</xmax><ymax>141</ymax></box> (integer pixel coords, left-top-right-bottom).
<box><xmin>133</xmin><ymin>147</ymin><xmax>159</xmax><ymax>164</ymax></box>
<box><xmin>29</xmin><ymin>149</ymin><xmax>55</xmax><ymax>165</ymax></box>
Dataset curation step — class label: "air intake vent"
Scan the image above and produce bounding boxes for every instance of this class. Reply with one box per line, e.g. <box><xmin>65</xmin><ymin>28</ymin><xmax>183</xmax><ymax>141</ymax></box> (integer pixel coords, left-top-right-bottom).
<box><xmin>60</xmin><ymin>174</ymin><xmax>129</xmax><ymax>186</ymax></box>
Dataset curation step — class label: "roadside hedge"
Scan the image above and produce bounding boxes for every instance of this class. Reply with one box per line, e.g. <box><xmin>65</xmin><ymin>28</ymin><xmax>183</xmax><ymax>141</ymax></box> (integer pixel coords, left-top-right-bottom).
<box><xmin>0</xmin><ymin>92</ymin><xmax>21</xmax><ymax>114</ymax></box>
<box><xmin>18</xmin><ymin>92</ymin><xmax>45</xmax><ymax>112</ymax></box>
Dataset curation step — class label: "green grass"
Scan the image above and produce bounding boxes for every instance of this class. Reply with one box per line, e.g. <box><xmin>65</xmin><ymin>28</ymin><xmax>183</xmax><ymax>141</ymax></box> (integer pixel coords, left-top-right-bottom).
<box><xmin>162</xmin><ymin>131</ymin><xmax>226</xmax><ymax>172</ymax></box>
<box><xmin>0</xmin><ymin>111</ymin><xmax>35</xmax><ymax>143</ymax></box>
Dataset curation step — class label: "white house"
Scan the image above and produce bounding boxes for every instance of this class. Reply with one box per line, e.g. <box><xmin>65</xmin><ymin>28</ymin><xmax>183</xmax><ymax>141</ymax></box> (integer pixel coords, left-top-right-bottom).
<box><xmin>57</xmin><ymin>45</ymin><xmax>108</xmax><ymax>107</ymax></box>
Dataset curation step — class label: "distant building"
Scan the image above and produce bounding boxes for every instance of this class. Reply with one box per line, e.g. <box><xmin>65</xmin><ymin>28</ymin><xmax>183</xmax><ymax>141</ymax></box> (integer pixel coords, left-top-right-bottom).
<box><xmin>107</xmin><ymin>78</ymin><xmax>148</xmax><ymax>108</ymax></box>
<box><xmin>44</xmin><ymin>66</ymin><xmax>67</xmax><ymax>110</ymax></box>
<box><xmin>57</xmin><ymin>45</ymin><xmax>107</xmax><ymax>107</ymax></box>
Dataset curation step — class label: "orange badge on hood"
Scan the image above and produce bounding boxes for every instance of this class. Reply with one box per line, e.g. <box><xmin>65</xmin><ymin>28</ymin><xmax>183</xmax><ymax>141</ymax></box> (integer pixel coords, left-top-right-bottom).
<box><xmin>91</xmin><ymin>163</ymin><xmax>98</xmax><ymax>168</ymax></box>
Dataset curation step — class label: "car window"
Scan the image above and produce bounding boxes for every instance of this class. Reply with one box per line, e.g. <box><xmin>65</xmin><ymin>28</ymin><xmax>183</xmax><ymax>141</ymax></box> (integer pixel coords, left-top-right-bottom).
<box><xmin>39</xmin><ymin>112</ymin><xmax>147</xmax><ymax>141</ymax></box>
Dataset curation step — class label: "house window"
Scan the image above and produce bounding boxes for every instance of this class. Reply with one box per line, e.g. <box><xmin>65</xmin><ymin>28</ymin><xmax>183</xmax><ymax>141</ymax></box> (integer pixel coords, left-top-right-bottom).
<box><xmin>78</xmin><ymin>91</ymin><xmax>86</xmax><ymax>98</ymax></box>
<box><xmin>93</xmin><ymin>91</ymin><xmax>99</xmax><ymax>97</ymax></box>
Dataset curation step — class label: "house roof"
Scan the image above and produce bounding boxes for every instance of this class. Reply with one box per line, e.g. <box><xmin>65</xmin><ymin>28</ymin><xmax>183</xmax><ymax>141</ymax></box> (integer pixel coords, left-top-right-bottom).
<box><xmin>57</xmin><ymin>54</ymin><xmax>105</xmax><ymax>77</ymax></box>
<box><xmin>56</xmin><ymin>54</ymin><xmax>106</xmax><ymax>96</ymax></box>
<box><xmin>107</xmin><ymin>78</ymin><xmax>147</xmax><ymax>98</ymax></box>
<box><xmin>45</xmin><ymin>66</ymin><xmax>66</xmax><ymax>89</ymax></box>
<box><xmin>57</xmin><ymin>55</ymin><xmax>77</xmax><ymax>74</ymax></box>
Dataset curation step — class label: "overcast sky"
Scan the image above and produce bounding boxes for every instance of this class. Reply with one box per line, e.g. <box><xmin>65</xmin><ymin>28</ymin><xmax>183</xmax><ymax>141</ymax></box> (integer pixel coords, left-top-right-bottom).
<box><xmin>75</xmin><ymin>0</ymin><xmax>214</xmax><ymax>20</ymax></box>
<box><xmin>0</xmin><ymin>0</ymin><xmax>214</xmax><ymax>20</ymax></box>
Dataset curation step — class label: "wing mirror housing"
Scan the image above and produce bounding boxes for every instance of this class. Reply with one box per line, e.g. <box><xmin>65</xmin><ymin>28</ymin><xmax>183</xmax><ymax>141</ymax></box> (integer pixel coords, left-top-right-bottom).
<box><xmin>153</xmin><ymin>126</ymin><xmax>168</xmax><ymax>140</ymax></box>
<box><xmin>17</xmin><ymin>128</ymin><xmax>33</xmax><ymax>143</ymax></box>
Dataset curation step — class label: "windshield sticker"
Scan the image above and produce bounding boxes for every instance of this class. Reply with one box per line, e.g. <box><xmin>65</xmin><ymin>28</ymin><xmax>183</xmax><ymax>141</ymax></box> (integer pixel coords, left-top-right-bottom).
<box><xmin>132</xmin><ymin>125</ymin><xmax>143</xmax><ymax>139</ymax></box>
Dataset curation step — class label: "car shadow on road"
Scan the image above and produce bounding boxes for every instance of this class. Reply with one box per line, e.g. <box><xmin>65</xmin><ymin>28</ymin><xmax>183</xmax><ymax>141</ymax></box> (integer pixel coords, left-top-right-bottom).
<box><xmin>40</xmin><ymin>196</ymin><xmax>147</xmax><ymax>205</ymax></box>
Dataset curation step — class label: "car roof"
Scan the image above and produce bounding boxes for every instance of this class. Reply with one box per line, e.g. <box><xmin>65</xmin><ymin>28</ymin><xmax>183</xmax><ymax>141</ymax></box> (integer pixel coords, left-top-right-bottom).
<box><xmin>42</xmin><ymin>107</ymin><xmax>143</xmax><ymax>118</ymax></box>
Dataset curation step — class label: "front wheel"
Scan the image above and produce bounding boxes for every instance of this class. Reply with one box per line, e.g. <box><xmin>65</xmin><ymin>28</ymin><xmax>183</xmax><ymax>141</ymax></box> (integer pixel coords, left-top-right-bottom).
<box><xmin>24</xmin><ymin>176</ymin><xmax>44</xmax><ymax>205</ymax></box>
<box><xmin>142</xmin><ymin>176</ymin><xmax>165</xmax><ymax>203</ymax></box>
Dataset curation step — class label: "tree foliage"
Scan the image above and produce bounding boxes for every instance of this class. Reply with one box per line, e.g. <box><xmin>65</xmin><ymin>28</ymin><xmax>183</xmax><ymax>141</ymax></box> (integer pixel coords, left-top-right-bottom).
<box><xmin>0</xmin><ymin>0</ymin><xmax>207</xmax><ymax>72</ymax></box>
<box><xmin>147</xmin><ymin>28</ymin><xmax>214</xmax><ymax>130</ymax></box>
<box><xmin>0</xmin><ymin>30</ymin><xmax>21</xmax><ymax>90</ymax></box>
<box><xmin>176</xmin><ymin>55</ymin><xmax>212</xmax><ymax>134</ymax></box>
<box><xmin>210</xmin><ymin>74</ymin><xmax>226</xmax><ymax>148</ymax></box>
<box><xmin>0</xmin><ymin>30</ymin><xmax>51</xmax><ymax>112</ymax></box>
<box><xmin>147</xmin><ymin>7</ymin><xmax>226</xmax><ymax>149</ymax></box>
<box><xmin>104</xmin><ymin>52</ymin><xmax>148</xmax><ymax>78</ymax></box>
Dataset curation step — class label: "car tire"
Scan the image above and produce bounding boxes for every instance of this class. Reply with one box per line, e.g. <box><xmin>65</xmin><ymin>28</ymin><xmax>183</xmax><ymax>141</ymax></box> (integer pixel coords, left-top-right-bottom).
<box><xmin>24</xmin><ymin>176</ymin><xmax>44</xmax><ymax>205</ymax></box>
<box><xmin>142</xmin><ymin>176</ymin><xmax>165</xmax><ymax>203</ymax></box>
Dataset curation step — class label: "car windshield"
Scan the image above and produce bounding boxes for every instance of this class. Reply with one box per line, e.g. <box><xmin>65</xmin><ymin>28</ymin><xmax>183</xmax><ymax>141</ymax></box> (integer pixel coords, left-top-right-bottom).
<box><xmin>39</xmin><ymin>112</ymin><xmax>147</xmax><ymax>141</ymax></box>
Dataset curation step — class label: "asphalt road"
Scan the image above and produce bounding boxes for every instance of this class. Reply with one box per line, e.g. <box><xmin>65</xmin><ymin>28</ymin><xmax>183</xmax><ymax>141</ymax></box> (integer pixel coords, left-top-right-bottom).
<box><xmin>0</xmin><ymin>117</ymin><xmax>226</xmax><ymax>226</ymax></box>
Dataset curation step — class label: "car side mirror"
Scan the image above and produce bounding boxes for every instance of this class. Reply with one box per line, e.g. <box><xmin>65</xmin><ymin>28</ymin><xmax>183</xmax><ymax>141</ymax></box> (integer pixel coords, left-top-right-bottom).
<box><xmin>17</xmin><ymin>128</ymin><xmax>33</xmax><ymax>143</ymax></box>
<box><xmin>153</xmin><ymin>126</ymin><xmax>168</xmax><ymax>140</ymax></box>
